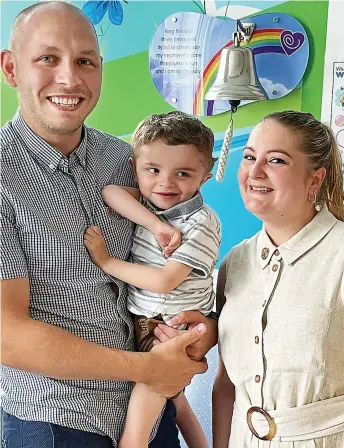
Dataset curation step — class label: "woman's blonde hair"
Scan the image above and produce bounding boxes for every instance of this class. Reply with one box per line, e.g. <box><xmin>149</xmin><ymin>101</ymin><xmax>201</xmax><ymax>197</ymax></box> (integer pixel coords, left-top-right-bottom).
<box><xmin>263</xmin><ymin>111</ymin><xmax>344</xmax><ymax>221</ymax></box>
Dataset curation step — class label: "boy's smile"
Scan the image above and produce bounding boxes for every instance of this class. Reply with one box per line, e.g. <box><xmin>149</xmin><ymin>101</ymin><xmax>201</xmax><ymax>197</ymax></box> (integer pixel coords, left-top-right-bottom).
<box><xmin>134</xmin><ymin>140</ymin><xmax>212</xmax><ymax>210</ymax></box>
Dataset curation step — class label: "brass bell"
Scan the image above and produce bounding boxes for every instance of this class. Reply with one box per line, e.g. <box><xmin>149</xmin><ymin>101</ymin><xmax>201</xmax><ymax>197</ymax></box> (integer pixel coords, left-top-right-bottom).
<box><xmin>205</xmin><ymin>45</ymin><xmax>267</xmax><ymax>102</ymax></box>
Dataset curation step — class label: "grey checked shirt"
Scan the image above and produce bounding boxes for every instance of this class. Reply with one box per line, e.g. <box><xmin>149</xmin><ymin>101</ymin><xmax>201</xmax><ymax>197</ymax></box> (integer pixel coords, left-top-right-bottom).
<box><xmin>0</xmin><ymin>113</ymin><xmax>137</xmax><ymax>444</ymax></box>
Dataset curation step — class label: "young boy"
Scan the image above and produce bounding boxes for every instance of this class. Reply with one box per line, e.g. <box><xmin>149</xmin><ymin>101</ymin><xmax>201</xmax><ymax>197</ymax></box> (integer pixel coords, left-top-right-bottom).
<box><xmin>84</xmin><ymin>111</ymin><xmax>221</xmax><ymax>448</ymax></box>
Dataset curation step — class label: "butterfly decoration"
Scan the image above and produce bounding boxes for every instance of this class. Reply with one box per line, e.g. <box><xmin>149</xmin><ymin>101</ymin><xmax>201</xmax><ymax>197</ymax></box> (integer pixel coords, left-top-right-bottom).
<box><xmin>82</xmin><ymin>1</ymin><xmax>128</xmax><ymax>26</ymax></box>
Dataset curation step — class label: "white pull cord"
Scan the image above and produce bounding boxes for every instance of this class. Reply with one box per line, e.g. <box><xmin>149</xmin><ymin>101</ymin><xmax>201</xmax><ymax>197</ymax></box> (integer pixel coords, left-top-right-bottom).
<box><xmin>216</xmin><ymin>116</ymin><xmax>233</xmax><ymax>182</ymax></box>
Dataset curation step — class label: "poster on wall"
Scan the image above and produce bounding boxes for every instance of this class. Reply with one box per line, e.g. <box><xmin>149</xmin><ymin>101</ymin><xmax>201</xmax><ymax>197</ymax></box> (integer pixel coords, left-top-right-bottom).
<box><xmin>149</xmin><ymin>12</ymin><xmax>309</xmax><ymax>116</ymax></box>
<box><xmin>330</xmin><ymin>62</ymin><xmax>344</xmax><ymax>175</ymax></box>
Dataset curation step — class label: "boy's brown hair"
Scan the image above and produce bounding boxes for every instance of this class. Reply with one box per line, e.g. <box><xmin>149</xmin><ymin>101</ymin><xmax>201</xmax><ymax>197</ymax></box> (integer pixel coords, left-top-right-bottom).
<box><xmin>132</xmin><ymin>111</ymin><xmax>216</xmax><ymax>172</ymax></box>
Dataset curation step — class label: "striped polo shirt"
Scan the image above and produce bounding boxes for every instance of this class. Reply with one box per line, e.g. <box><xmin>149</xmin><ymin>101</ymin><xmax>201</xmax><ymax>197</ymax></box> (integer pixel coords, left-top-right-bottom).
<box><xmin>127</xmin><ymin>194</ymin><xmax>221</xmax><ymax>325</ymax></box>
<box><xmin>0</xmin><ymin>113</ymin><xmax>137</xmax><ymax>444</ymax></box>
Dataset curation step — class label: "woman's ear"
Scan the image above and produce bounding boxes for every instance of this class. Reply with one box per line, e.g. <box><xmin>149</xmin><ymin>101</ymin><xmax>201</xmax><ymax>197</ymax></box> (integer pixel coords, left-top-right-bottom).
<box><xmin>310</xmin><ymin>167</ymin><xmax>326</xmax><ymax>194</ymax></box>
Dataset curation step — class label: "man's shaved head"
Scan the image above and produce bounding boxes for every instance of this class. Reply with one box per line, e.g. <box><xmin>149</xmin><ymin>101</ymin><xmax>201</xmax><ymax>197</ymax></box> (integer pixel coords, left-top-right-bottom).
<box><xmin>2</xmin><ymin>0</ymin><xmax>102</xmax><ymax>150</ymax></box>
<box><xmin>9</xmin><ymin>1</ymin><xmax>98</xmax><ymax>53</ymax></box>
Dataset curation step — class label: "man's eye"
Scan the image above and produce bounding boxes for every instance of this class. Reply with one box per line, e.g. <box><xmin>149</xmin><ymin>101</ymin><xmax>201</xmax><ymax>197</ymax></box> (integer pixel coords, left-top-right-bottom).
<box><xmin>79</xmin><ymin>59</ymin><xmax>92</xmax><ymax>65</ymax></box>
<box><xmin>40</xmin><ymin>56</ymin><xmax>55</xmax><ymax>63</ymax></box>
<box><xmin>147</xmin><ymin>168</ymin><xmax>159</xmax><ymax>174</ymax></box>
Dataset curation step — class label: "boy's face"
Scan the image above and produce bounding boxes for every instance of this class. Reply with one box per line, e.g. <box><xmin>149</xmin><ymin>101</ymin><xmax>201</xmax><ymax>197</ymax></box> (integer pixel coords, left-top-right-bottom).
<box><xmin>134</xmin><ymin>140</ymin><xmax>212</xmax><ymax>209</ymax></box>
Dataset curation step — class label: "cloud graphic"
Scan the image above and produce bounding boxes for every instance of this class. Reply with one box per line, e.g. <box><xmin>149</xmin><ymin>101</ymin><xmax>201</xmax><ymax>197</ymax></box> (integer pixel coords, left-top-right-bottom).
<box><xmin>259</xmin><ymin>78</ymin><xmax>291</xmax><ymax>98</ymax></box>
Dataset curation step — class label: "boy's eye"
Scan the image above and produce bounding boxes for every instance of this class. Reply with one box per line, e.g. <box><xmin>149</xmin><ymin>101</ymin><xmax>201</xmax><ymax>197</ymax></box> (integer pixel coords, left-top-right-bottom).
<box><xmin>147</xmin><ymin>168</ymin><xmax>160</xmax><ymax>174</ymax></box>
<box><xmin>177</xmin><ymin>171</ymin><xmax>190</xmax><ymax>177</ymax></box>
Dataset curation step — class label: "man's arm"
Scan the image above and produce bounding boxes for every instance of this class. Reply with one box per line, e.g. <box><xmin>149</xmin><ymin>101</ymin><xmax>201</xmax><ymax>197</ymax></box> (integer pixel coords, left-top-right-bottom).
<box><xmin>102</xmin><ymin>185</ymin><xmax>181</xmax><ymax>256</ymax></box>
<box><xmin>1</xmin><ymin>277</ymin><xmax>208</xmax><ymax>397</ymax></box>
<box><xmin>84</xmin><ymin>226</ymin><xmax>191</xmax><ymax>293</ymax></box>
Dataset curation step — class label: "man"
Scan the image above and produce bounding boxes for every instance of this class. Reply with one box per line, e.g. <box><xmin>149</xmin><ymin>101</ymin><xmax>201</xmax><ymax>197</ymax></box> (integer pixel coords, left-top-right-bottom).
<box><xmin>0</xmin><ymin>2</ymin><xmax>217</xmax><ymax>447</ymax></box>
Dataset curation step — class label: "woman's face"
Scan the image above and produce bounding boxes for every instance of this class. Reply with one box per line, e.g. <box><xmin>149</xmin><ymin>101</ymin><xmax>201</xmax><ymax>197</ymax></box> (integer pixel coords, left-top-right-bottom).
<box><xmin>238</xmin><ymin>119</ymin><xmax>321</xmax><ymax>223</ymax></box>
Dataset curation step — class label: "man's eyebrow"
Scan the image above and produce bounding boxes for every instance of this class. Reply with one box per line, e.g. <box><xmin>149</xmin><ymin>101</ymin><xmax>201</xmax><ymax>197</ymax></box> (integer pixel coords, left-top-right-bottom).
<box><xmin>35</xmin><ymin>46</ymin><xmax>99</xmax><ymax>57</ymax></box>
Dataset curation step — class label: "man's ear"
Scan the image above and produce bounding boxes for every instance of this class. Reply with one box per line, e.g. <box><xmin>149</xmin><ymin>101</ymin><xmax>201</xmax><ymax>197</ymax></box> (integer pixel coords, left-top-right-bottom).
<box><xmin>1</xmin><ymin>50</ymin><xmax>17</xmax><ymax>88</ymax></box>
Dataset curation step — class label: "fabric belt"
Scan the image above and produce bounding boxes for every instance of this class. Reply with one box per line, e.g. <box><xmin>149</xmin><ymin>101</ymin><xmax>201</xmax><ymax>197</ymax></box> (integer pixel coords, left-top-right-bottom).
<box><xmin>235</xmin><ymin>393</ymin><xmax>344</xmax><ymax>442</ymax></box>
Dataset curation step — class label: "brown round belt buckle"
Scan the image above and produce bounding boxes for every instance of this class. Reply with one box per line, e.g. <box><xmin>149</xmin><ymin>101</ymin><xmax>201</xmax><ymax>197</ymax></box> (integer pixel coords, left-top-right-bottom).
<box><xmin>246</xmin><ymin>406</ymin><xmax>276</xmax><ymax>441</ymax></box>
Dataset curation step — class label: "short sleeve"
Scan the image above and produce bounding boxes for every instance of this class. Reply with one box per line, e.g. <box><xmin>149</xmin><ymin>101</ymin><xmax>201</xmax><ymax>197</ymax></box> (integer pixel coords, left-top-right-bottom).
<box><xmin>0</xmin><ymin>193</ymin><xmax>28</xmax><ymax>280</ymax></box>
<box><xmin>216</xmin><ymin>254</ymin><xmax>229</xmax><ymax>313</ymax></box>
<box><xmin>169</xmin><ymin>210</ymin><xmax>221</xmax><ymax>277</ymax></box>
<box><xmin>109</xmin><ymin>140</ymin><xmax>137</xmax><ymax>188</ymax></box>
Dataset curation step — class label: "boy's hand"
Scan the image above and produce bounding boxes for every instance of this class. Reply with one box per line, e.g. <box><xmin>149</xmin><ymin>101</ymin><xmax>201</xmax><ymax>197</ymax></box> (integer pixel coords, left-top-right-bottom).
<box><xmin>151</xmin><ymin>222</ymin><xmax>182</xmax><ymax>257</ymax></box>
<box><xmin>84</xmin><ymin>226</ymin><xmax>111</xmax><ymax>269</ymax></box>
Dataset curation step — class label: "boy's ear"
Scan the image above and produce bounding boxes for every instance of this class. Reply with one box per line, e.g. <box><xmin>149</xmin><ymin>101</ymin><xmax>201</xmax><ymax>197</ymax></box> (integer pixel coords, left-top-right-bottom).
<box><xmin>129</xmin><ymin>158</ymin><xmax>138</xmax><ymax>181</ymax></box>
<box><xmin>199</xmin><ymin>173</ymin><xmax>213</xmax><ymax>188</ymax></box>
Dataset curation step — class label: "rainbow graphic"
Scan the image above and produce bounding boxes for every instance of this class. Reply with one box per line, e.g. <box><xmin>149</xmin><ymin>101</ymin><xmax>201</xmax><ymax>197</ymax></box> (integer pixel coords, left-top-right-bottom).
<box><xmin>193</xmin><ymin>28</ymin><xmax>285</xmax><ymax>116</ymax></box>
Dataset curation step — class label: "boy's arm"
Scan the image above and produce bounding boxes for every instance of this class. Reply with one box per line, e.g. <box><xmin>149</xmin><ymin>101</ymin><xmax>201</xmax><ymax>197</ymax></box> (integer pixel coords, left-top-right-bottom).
<box><xmin>102</xmin><ymin>185</ymin><xmax>181</xmax><ymax>256</ymax></box>
<box><xmin>84</xmin><ymin>226</ymin><xmax>192</xmax><ymax>293</ymax></box>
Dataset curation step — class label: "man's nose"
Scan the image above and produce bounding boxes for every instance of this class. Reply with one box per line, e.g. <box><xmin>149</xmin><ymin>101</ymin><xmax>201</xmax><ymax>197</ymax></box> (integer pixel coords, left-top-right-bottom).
<box><xmin>55</xmin><ymin>60</ymin><xmax>82</xmax><ymax>88</ymax></box>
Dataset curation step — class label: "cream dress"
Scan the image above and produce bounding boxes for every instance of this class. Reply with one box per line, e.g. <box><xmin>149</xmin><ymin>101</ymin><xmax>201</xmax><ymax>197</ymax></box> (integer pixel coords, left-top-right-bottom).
<box><xmin>218</xmin><ymin>207</ymin><xmax>344</xmax><ymax>447</ymax></box>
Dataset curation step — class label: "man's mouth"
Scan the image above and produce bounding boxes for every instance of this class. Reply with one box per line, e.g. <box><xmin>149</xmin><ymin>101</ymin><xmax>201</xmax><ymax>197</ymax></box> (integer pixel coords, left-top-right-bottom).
<box><xmin>47</xmin><ymin>96</ymin><xmax>84</xmax><ymax>109</ymax></box>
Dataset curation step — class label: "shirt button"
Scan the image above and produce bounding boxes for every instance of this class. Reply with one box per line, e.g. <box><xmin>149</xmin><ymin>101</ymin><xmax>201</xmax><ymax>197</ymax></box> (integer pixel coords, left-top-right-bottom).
<box><xmin>255</xmin><ymin>336</ymin><xmax>259</xmax><ymax>344</ymax></box>
<box><xmin>274</xmin><ymin>249</ymin><xmax>280</xmax><ymax>256</ymax></box>
<box><xmin>261</xmin><ymin>248</ymin><xmax>269</xmax><ymax>260</ymax></box>
<box><xmin>139</xmin><ymin>229</ymin><xmax>143</xmax><ymax>234</ymax></box>
<box><xmin>255</xmin><ymin>375</ymin><xmax>261</xmax><ymax>383</ymax></box>
<box><xmin>272</xmin><ymin>264</ymin><xmax>278</xmax><ymax>272</ymax></box>
<box><xmin>49</xmin><ymin>163</ymin><xmax>55</xmax><ymax>170</ymax></box>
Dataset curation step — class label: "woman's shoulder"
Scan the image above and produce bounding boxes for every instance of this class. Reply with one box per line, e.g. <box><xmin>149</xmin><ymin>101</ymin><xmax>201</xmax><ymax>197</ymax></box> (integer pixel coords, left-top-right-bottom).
<box><xmin>221</xmin><ymin>231</ymin><xmax>261</xmax><ymax>270</ymax></box>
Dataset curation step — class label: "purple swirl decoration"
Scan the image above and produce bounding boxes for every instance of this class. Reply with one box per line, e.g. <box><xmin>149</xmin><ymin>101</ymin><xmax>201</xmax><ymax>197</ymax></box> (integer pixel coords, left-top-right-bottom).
<box><xmin>281</xmin><ymin>30</ymin><xmax>305</xmax><ymax>56</ymax></box>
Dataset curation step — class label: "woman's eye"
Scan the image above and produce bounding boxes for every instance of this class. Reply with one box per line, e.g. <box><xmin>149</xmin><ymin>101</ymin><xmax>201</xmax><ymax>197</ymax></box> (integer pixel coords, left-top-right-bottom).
<box><xmin>270</xmin><ymin>158</ymin><xmax>286</xmax><ymax>164</ymax></box>
<box><xmin>243</xmin><ymin>154</ymin><xmax>255</xmax><ymax>161</ymax></box>
<box><xmin>147</xmin><ymin>168</ymin><xmax>159</xmax><ymax>174</ymax></box>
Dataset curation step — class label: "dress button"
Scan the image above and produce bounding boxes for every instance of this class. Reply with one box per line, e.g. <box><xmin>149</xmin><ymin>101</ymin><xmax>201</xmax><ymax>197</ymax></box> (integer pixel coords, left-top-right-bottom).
<box><xmin>255</xmin><ymin>375</ymin><xmax>261</xmax><ymax>383</ymax></box>
<box><xmin>255</xmin><ymin>336</ymin><xmax>259</xmax><ymax>344</ymax></box>
<box><xmin>261</xmin><ymin>248</ymin><xmax>269</xmax><ymax>260</ymax></box>
<box><xmin>274</xmin><ymin>249</ymin><xmax>280</xmax><ymax>256</ymax></box>
<box><xmin>272</xmin><ymin>264</ymin><xmax>278</xmax><ymax>272</ymax></box>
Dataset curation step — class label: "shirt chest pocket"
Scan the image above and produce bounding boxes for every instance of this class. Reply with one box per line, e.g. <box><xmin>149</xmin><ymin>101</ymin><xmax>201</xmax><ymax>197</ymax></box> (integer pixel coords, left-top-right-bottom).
<box><xmin>264</xmin><ymin>305</ymin><xmax>331</xmax><ymax>375</ymax></box>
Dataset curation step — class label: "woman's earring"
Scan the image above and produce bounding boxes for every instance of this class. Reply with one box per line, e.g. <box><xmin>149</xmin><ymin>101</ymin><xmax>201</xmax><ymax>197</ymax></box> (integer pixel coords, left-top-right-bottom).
<box><xmin>308</xmin><ymin>192</ymin><xmax>321</xmax><ymax>211</ymax></box>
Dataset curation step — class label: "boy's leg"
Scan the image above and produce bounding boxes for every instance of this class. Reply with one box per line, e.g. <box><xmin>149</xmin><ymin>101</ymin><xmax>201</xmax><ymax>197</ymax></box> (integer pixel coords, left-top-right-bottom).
<box><xmin>119</xmin><ymin>383</ymin><xmax>166</xmax><ymax>448</ymax></box>
<box><xmin>149</xmin><ymin>400</ymin><xmax>181</xmax><ymax>448</ymax></box>
<box><xmin>173</xmin><ymin>393</ymin><xmax>208</xmax><ymax>448</ymax></box>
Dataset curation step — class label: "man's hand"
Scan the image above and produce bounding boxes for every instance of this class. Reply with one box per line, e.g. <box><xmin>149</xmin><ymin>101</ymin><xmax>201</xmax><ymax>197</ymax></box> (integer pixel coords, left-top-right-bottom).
<box><xmin>145</xmin><ymin>324</ymin><xmax>208</xmax><ymax>397</ymax></box>
<box><xmin>154</xmin><ymin>311</ymin><xmax>218</xmax><ymax>361</ymax></box>
<box><xmin>150</xmin><ymin>221</ymin><xmax>182</xmax><ymax>257</ymax></box>
<box><xmin>84</xmin><ymin>226</ymin><xmax>111</xmax><ymax>269</ymax></box>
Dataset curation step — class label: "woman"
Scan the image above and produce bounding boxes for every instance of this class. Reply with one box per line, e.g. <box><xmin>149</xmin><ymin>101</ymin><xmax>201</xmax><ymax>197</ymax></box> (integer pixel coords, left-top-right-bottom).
<box><xmin>213</xmin><ymin>111</ymin><xmax>344</xmax><ymax>447</ymax></box>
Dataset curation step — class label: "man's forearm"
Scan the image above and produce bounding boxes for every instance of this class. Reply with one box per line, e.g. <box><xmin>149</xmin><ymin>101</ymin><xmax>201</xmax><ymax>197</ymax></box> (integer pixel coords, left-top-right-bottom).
<box><xmin>2</xmin><ymin>316</ymin><xmax>149</xmax><ymax>383</ymax></box>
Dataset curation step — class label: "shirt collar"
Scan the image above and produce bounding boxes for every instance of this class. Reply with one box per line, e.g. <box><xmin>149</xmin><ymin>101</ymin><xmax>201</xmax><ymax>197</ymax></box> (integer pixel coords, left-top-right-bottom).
<box><xmin>12</xmin><ymin>111</ymin><xmax>88</xmax><ymax>171</ymax></box>
<box><xmin>257</xmin><ymin>205</ymin><xmax>338</xmax><ymax>269</ymax></box>
<box><xmin>143</xmin><ymin>193</ymin><xmax>204</xmax><ymax>219</ymax></box>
